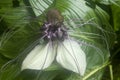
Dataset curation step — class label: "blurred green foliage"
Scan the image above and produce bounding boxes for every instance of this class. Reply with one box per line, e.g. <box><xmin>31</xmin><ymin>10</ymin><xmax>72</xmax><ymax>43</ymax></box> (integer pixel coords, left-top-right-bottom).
<box><xmin>0</xmin><ymin>0</ymin><xmax>120</xmax><ymax>80</ymax></box>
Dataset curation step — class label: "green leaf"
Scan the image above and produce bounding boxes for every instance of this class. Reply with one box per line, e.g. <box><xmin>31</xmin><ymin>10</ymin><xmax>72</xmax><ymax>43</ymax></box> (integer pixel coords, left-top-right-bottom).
<box><xmin>0</xmin><ymin>0</ymin><xmax>115</xmax><ymax>80</ymax></box>
<box><xmin>111</xmin><ymin>4</ymin><xmax>120</xmax><ymax>31</ymax></box>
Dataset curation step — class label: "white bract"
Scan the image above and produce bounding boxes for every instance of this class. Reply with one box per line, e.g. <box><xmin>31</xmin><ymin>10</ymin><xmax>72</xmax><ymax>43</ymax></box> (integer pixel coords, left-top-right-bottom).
<box><xmin>22</xmin><ymin>39</ymin><xmax>86</xmax><ymax>76</ymax></box>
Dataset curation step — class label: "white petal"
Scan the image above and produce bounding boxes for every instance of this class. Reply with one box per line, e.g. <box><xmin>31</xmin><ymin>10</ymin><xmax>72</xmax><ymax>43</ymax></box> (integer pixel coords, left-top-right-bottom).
<box><xmin>56</xmin><ymin>39</ymin><xmax>86</xmax><ymax>76</ymax></box>
<box><xmin>21</xmin><ymin>42</ymin><xmax>56</xmax><ymax>70</ymax></box>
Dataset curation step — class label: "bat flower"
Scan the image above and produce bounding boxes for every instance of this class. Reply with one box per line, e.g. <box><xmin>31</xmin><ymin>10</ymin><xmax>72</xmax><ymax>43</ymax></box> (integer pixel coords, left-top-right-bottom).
<box><xmin>21</xmin><ymin>9</ymin><xmax>87</xmax><ymax>76</ymax></box>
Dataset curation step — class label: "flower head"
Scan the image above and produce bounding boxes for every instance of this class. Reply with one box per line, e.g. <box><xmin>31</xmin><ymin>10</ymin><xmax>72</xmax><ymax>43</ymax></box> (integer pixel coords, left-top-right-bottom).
<box><xmin>21</xmin><ymin>9</ymin><xmax>86</xmax><ymax>76</ymax></box>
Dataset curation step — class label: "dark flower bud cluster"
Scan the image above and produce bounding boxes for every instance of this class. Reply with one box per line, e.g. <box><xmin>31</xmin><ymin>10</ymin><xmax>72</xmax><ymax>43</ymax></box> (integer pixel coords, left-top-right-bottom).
<box><xmin>41</xmin><ymin>22</ymin><xmax>68</xmax><ymax>41</ymax></box>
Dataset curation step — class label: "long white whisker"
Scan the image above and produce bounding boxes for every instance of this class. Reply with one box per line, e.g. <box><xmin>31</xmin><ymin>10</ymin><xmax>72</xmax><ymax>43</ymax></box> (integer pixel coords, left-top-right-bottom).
<box><xmin>67</xmin><ymin>17</ymin><xmax>111</xmax><ymax>54</ymax></box>
<box><xmin>35</xmin><ymin>40</ymin><xmax>53</xmax><ymax>80</ymax></box>
<box><xmin>68</xmin><ymin>31</ymin><xmax>105</xmax><ymax>39</ymax></box>
<box><xmin>65</xmin><ymin>17</ymin><xmax>114</xmax><ymax>35</ymax></box>
<box><xmin>0</xmin><ymin>29</ymin><xmax>19</xmax><ymax>47</ymax></box>
<box><xmin>58</xmin><ymin>39</ymin><xmax>81</xmax><ymax>75</ymax></box>
<box><xmin>64</xmin><ymin>18</ymin><xmax>95</xmax><ymax>27</ymax></box>
<box><xmin>76</xmin><ymin>22</ymin><xmax>114</xmax><ymax>34</ymax></box>
<box><xmin>0</xmin><ymin>39</ymin><xmax>39</xmax><ymax>73</ymax></box>
<box><xmin>70</xmin><ymin>17</ymin><xmax>95</xmax><ymax>23</ymax></box>
<box><xmin>73</xmin><ymin>39</ymin><xmax>105</xmax><ymax>64</ymax></box>
<box><xmin>67</xmin><ymin>39</ymin><xmax>82</xmax><ymax>74</ymax></box>
<box><xmin>0</xmin><ymin>32</ymin><xmax>48</xmax><ymax>73</ymax></box>
<box><xmin>0</xmin><ymin>59</ymin><xmax>15</xmax><ymax>72</ymax></box>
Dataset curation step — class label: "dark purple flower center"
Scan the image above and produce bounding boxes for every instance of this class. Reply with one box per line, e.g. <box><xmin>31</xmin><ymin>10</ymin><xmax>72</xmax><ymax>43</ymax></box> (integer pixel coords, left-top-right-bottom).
<box><xmin>41</xmin><ymin>22</ymin><xmax>68</xmax><ymax>41</ymax></box>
